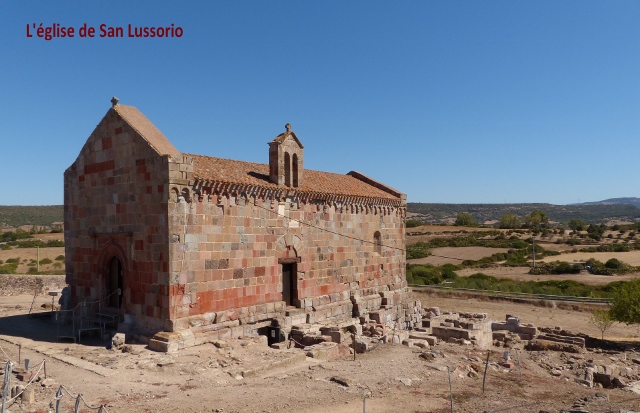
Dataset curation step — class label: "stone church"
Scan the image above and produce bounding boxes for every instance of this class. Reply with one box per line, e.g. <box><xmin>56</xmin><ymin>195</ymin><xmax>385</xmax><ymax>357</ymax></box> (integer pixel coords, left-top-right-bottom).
<box><xmin>64</xmin><ymin>99</ymin><xmax>418</xmax><ymax>351</ymax></box>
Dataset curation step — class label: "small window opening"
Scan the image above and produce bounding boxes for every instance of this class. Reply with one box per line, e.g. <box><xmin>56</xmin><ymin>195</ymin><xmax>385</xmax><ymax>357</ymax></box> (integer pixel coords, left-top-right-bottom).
<box><xmin>374</xmin><ymin>231</ymin><xmax>382</xmax><ymax>255</ymax></box>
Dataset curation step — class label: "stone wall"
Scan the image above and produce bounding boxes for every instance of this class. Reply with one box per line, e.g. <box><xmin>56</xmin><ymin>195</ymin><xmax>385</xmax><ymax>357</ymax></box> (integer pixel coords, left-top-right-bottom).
<box><xmin>64</xmin><ymin>108</ymin><xmax>172</xmax><ymax>331</ymax></box>
<box><xmin>0</xmin><ymin>274</ymin><xmax>66</xmax><ymax>296</ymax></box>
<box><xmin>164</xmin><ymin>175</ymin><xmax>407</xmax><ymax>333</ymax></box>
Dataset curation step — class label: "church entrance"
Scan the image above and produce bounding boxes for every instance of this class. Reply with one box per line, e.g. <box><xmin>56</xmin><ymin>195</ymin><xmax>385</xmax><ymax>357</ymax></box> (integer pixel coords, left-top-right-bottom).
<box><xmin>108</xmin><ymin>256</ymin><xmax>123</xmax><ymax>308</ymax></box>
<box><xmin>280</xmin><ymin>262</ymin><xmax>297</xmax><ymax>306</ymax></box>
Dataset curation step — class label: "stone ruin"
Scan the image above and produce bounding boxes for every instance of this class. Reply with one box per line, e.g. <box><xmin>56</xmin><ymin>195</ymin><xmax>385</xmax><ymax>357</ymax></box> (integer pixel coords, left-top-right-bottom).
<box><xmin>267</xmin><ymin>298</ymin><xmax>424</xmax><ymax>360</ymax></box>
<box><xmin>492</xmin><ymin>314</ymin><xmax>538</xmax><ymax>348</ymax></box>
<box><xmin>525</xmin><ymin>326</ymin><xmax>587</xmax><ymax>353</ymax></box>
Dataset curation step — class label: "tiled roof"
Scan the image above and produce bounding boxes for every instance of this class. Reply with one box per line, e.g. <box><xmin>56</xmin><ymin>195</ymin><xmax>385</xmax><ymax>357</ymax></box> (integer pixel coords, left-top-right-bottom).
<box><xmin>187</xmin><ymin>154</ymin><xmax>401</xmax><ymax>200</ymax></box>
<box><xmin>114</xmin><ymin>105</ymin><xmax>181</xmax><ymax>157</ymax></box>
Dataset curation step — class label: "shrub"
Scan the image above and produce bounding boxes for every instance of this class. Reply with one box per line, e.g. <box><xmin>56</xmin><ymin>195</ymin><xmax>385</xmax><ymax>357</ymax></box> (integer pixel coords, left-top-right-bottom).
<box><xmin>455</xmin><ymin>213</ymin><xmax>478</xmax><ymax>227</ymax></box>
<box><xmin>406</xmin><ymin>242</ymin><xmax>430</xmax><ymax>260</ymax></box>
<box><xmin>529</xmin><ymin>261</ymin><xmax>582</xmax><ymax>275</ymax></box>
<box><xmin>610</xmin><ymin>279</ymin><xmax>640</xmax><ymax>325</ymax></box>
<box><xmin>406</xmin><ymin>264</ymin><xmax>460</xmax><ymax>285</ymax></box>
<box><xmin>28</xmin><ymin>267</ymin><xmax>38</xmax><ymax>273</ymax></box>
<box><xmin>405</xmin><ymin>219</ymin><xmax>423</xmax><ymax>228</ymax></box>
<box><xmin>605</xmin><ymin>258</ymin><xmax>624</xmax><ymax>270</ymax></box>
<box><xmin>0</xmin><ymin>231</ymin><xmax>33</xmax><ymax>242</ymax></box>
<box><xmin>0</xmin><ymin>265</ymin><xmax>16</xmax><ymax>274</ymax></box>
<box><xmin>55</xmin><ymin>255</ymin><xmax>65</xmax><ymax>261</ymax></box>
<box><xmin>39</xmin><ymin>258</ymin><xmax>52</xmax><ymax>265</ymax></box>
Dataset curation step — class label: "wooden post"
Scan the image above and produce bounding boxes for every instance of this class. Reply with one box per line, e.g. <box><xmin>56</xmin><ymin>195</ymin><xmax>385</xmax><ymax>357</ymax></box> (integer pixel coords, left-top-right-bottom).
<box><xmin>55</xmin><ymin>386</ymin><xmax>63</xmax><ymax>413</ymax></box>
<box><xmin>2</xmin><ymin>360</ymin><xmax>12</xmax><ymax>413</ymax></box>
<box><xmin>447</xmin><ymin>366</ymin><xmax>454</xmax><ymax>413</ymax></box>
<box><xmin>352</xmin><ymin>333</ymin><xmax>356</xmax><ymax>361</ymax></box>
<box><xmin>482</xmin><ymin>349</ymin><xmax>490</xmax><ymax>393</ymax></box>
<box><xmin>36</xmin><ymin>246</ymin><xmax>40</xmax><ymax>272</ymax></box>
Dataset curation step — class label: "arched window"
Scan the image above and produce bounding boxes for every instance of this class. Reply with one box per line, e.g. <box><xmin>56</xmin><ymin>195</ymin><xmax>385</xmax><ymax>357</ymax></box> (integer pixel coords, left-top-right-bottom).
<box><xmin>292</xmin><ymin>154</ymin><xmax>299</xmax><ymax>187</ymax></box>
<box><xmin>181</xmin><ymin>188</ymin><xmax>190</xmax><ymax>203</ymax></box>
<box><xmin>374</xmin><ymin>231</ymin><xmax>382</xmax><ymax>255</ymax></box>
<box><xmin>171</xmin><ymin>187</ymin><xmax>180</xmax><ymax>202</ymax></box>
<box><xmin>284</xmin><ymin>152</ymin><xmax>291</xmax><ymax>187</ymax></box>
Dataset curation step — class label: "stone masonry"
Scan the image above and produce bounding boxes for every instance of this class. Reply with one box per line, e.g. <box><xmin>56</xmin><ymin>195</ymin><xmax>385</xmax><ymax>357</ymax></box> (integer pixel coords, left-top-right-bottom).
<box><xmin>64</xmin><ymin>99</ymin><xmax>418</xmax><ymax>351</ymax></box>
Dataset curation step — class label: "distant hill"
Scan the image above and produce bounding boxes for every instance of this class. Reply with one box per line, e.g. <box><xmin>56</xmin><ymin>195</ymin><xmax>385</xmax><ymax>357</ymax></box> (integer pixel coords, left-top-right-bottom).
<box><xmin>407</xmin><ymin>203</ymin><xmax>640</xmax><ymax>225</ymax></box>
<box><xmin>2</xmin><ymin>202</ymin><xmax>639</xmax><ymax>229</ymax></box>
<box><xmin>0</xmin><ymin>205</ymin><xmax>64</xmax><ymax>228</ymax></box>
<box><xmin>574</xmin><ymin>197</ymin><xmax>640</xmax><ymax>208</ymax></box>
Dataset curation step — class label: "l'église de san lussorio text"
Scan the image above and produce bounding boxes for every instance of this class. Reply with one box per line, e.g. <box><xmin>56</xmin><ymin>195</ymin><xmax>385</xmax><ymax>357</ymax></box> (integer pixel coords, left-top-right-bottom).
<box><xmin>26</xmin><ymin>23</ymin><xmax>183</xmax><ymax>40</ymax></box>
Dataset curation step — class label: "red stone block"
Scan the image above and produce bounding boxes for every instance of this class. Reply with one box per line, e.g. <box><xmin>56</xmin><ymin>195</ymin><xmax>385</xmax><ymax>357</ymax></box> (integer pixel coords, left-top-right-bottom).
<box><xmin>16</xmin><ymin>371</ymin><xmax>37</xmax><ymax>382</ymax></box>
<box><xmin>102</xmin><ymin>136</ymin><xmax>112</xmax><ymax>150</ymax></box>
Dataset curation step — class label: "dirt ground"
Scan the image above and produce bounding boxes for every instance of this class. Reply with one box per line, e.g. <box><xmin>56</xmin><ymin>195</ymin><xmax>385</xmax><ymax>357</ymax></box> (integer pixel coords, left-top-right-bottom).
<box><xmin>2</xmin><ymin>293</ymin><xmax>640</xmax><ymax>413</ymax></box>
<box><xmin>1</xmin><ymin>232</ymin><xmax>65</xmax><ymax>274</ymax></box>
<box><xmin>541</xmin><ymin>250</ymin><xmax>640</xmax><ymax>267</ymax></box>
<box><xmin>455</xmin><ymin>266</ymin><xmax>640</xmax><ymax>286</ymax></box>
<box><xmin>0</xmin><ymin>247</ymin><xmax>65</xmax><ymax>274</ymax></box>
<box><xmin>408</xmin><ymin>247</ymin><xmax>510</xmax><ymax>266</ymax></box>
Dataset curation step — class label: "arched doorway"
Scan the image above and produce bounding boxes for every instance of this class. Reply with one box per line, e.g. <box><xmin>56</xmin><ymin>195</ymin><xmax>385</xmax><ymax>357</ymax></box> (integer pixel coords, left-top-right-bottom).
<box><xmin>108</xmin><ymin>256</ymin><xmax>123</xmax><ymax>308</ymax></box>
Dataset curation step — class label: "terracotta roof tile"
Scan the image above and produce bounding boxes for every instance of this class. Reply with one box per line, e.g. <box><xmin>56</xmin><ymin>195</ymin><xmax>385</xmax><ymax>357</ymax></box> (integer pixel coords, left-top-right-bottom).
<box><xmin>187</xmin><ymin>154</ymin><xmax>401</xmax><ymax>200</ymax></box>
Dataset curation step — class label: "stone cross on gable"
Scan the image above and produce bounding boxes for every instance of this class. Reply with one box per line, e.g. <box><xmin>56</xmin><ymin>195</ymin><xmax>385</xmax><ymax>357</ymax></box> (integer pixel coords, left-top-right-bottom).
<box><xmin>285</xmin><ymin>123</ymin><xmax>292</xmax><ymax>132</ymax></box>
<box><xmin>111</xmin><ymin>96</ymin><xmax>119</xmax><ymax>107</ymax></box>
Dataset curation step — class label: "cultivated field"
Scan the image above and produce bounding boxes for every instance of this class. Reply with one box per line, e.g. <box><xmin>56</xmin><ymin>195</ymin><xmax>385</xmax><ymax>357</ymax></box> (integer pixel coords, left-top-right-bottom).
<box><xmin>407</xmin><ymin>224</ymin><xmax>640</xmax><ymax>285</ymax></box>
<box><xmin>0</xmin><ymin>232</ymin><xmax>65</xmax><ymax>273</ymax></box>
<box><xmin>455</xmin><ymin>266</ymin><xmax>640</xmax><ymax>286</ymax></box>
<box><xmin>408</xmin><ymin>246</ymin><xmax>510</xmax><ymax>265</ymax></box>
<box><xmin>540</xmin><ymin>250</ymin><xmax>640</xmax><ymax>266</ymax></box>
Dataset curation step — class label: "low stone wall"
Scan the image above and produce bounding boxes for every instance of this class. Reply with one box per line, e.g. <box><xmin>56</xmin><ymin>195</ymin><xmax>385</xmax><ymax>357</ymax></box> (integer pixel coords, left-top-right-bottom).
<box><xmin>0</xmin><ymin>274</ymin><xmax>66</xmax><ymax>296</ymax></box>
<box><xmin>149</xmin><ymin>288</ymin><xmax>423</xmax><ymax>352</ymax></box>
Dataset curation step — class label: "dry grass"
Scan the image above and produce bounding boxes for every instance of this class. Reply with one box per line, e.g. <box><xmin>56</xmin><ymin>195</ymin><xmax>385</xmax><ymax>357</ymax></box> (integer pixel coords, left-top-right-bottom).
<box><xmin>0</xmin><ymin>232</ymin><xmax>65</xmax><ymax>273</ymax></box>
<box><xmin>415</xmin><ymin>290</ymin><xmax>637</xmax><ymax>340</ymax></box>
<box><xmin>0</xmin><ymin>246</ymin><xmax>65</xmax><ymax>273</ymax></box>
<box><xmin>409</xmin><ymin>246</ymin><xmax>510</xmax><ymax>265</ymax></box>
<box><xmin>407</xmin><ymin>224</ymin><xmax>507</xmax><ymax>233</ymax></box>
<box><xmin>540</xmin><ymin>250</ymin><xmax>640</xmax><ymax>266</ymax></box>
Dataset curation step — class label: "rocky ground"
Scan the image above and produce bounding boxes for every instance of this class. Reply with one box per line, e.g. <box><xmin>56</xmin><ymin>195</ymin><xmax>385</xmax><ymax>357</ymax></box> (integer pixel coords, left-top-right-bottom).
<box><xmin>1</xmin><ymin>294</ymin><xmax>640</xmax><ymax>413</ymax></box>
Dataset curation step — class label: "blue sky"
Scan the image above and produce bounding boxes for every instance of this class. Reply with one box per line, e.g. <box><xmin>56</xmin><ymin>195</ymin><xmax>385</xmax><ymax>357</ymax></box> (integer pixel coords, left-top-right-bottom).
<box><xmin>1</xmin><ymin>1</ymin><xmax>639</xmax><ymax>205</ymax></box>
